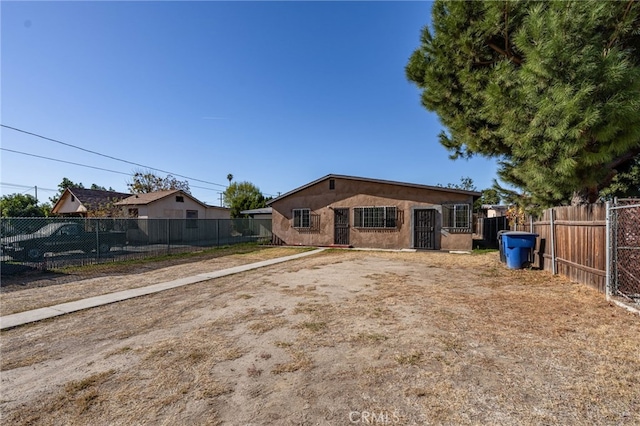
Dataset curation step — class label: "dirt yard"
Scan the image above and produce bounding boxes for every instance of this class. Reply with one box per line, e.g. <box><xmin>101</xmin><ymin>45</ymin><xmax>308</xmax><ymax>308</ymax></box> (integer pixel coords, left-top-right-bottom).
<box><xmin>1</xmin><ymin>248</ymin><xmax>639</xmax><ymax>425</ymax></box>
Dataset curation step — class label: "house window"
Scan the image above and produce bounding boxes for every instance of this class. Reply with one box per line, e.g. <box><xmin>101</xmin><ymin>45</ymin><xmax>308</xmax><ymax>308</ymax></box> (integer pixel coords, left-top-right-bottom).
<box><xmin>176</xmin><ymin>196</ymin><xmax>184</xmax><ymax>203</ymax></box>
<box><xmin>329</xmin><ymin>179</ymin><xmax>335</xmax><ymax>190</ymax></box>
<box><xmin>293</xmin><ymin>209</ymin><xmax>310</xmax><ymax>228</ymax></box>
<box><xmin>354</xmin><ymin>206</ymin><xmax>397</xmax><ymax>228</ymax></box>
<box><xmin>128</xmin><ymin>208</ymin><xmax>139</xmax><ymax>218</ymax></box>
<box><xmin>442</xmin><ymin>204</ymin><xmax>471</xmax><ymax>232</ymax></box>
<box><xmin>186</xmin><ymin>210</ymin><xmax>198</xmax><ymax>228</ymax></box>
<box><xmin>71</xmin><ymin>195</ymin><xmax>75</xmax><ymax>202</ymax></box>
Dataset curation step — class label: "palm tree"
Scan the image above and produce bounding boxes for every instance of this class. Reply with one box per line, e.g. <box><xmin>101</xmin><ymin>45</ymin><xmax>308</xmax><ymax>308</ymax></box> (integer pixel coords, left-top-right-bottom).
<box><xmin>227</xmin><ymin>174</ymin><xmax>233</xmax><ymax>184</ymax></box>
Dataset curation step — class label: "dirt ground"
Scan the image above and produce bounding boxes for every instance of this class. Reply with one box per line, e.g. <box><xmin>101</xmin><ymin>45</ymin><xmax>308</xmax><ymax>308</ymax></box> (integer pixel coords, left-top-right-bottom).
<box><xmin>1</xmin><ymin>248</ymin><xmax>639</xmax><ymax>425</ymax></box>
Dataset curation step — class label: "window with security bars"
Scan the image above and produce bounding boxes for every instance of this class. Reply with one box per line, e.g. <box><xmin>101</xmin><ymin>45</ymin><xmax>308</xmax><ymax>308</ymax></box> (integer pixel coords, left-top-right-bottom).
<box><xmin>442</xmin><ymin>204</ymin><xmax>471</xmax><ymax>232</ymax></box>
<box><xmin>354</xmin><ymin>206</ymin><xmax>397</xmax><ymax>228</ymax></box>
<box><xmin>293</xmin><ymin>209</ymin><xmax>311</xmax><ymax>228</ymax></box>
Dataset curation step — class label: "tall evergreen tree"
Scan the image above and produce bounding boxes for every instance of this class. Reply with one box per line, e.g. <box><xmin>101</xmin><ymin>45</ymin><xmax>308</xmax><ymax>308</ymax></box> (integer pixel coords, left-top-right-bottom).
<box><xmin>406</xmin><ymin>0</ymin><xmax>640</xmax><ymax>207</ymax></box>
<box><xmin>49</xmin><ymin>177</ymin><xmax>84</xmax><ymax>205</ymax></box>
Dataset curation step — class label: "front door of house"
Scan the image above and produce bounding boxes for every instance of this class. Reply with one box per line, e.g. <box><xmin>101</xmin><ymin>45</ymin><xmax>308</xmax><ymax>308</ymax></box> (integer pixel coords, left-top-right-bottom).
<box><xmin>414</xmin><ymin>209</ymin><xmax>436</xmax><ymax>249</ymax></box>
<box><xmin>334</xmin><ymin>208</ymin><xmax>350</xmax><ymax>245</ymax></box>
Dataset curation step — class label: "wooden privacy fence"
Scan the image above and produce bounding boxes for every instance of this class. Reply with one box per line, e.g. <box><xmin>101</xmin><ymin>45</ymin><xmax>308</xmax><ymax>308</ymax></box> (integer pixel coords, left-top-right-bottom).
<box><xmin>515</xmin><ymin>204</ymin><xmax>607</xmax><ymax>292</ymax></box>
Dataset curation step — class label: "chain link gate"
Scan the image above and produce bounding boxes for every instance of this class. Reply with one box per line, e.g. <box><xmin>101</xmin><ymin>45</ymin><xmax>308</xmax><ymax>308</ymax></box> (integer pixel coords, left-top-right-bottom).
<box><xmin>607</xmin><ymin>200</ymin><xmax>640</xmax><ymax>306</ymax></box>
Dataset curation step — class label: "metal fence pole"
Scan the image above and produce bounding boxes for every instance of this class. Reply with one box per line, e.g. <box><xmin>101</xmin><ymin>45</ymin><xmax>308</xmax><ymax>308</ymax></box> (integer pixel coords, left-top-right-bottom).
<box><xmin>95</xmin><ymin>224</ymin><xmax>100</xmax><ymax>259</ymax></box>
<box><xmin>167</xmin><ymin>219</ymin><xmax>170</xmax><ymax>254</ymax></box>
<box><xmin>605</xmin><ymin>201</ymin><xmax>611</xmax><ymax>299</ymax></box>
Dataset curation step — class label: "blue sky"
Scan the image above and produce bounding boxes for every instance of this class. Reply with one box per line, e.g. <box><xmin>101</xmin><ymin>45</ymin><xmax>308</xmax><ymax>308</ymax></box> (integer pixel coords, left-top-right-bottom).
<box><xmin>1</xmin><ymin>1</ymin><xmax>498</xmax><ymax>206</ymax></box>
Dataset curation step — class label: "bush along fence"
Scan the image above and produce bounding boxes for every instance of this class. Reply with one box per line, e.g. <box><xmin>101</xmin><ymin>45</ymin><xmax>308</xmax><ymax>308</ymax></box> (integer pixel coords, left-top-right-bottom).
<box><xmin>0</xmin><ymin>217</ymin><xmax>272</xmax><ymax>272</ymax></box>
<box><xmin>513</xmin><ymin>200</ymin><xmax>639</xmax><ymax>306</ymax></box>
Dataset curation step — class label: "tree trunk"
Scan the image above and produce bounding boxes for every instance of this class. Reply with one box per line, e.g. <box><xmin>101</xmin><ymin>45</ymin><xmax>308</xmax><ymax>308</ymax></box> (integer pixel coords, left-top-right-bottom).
<box><xmin>571</xmin><ymin>187</ymin><xmax>599</xmax><ymax>206</ymax></box>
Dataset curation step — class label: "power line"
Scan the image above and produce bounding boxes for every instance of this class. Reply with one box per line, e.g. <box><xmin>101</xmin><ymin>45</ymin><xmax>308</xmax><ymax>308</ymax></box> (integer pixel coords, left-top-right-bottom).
<box><xmin>1</xmin><ymin>124</ymin><xmax>228</xmax><ymax>188</ymax></box>
<box><xmin>0</xmin><ymin>182</ymin><xmax>56</xmax><ymax>194</ymax></box>
<box><xmin>2</xmin><ymin>126</ymin><xmax>278</xmax><ymax>197</ymax></box>
<box><xmin>1</xmin><ymin>148</ymin><xmax>132</xmax><ymax>176</ymax></box>
<box><xmin>1</xmin><ymin>149</ymin><xmax>226</xmax><ymax>193</ymax></box>
<box><xmin>1</xmin><ymin>182</ymin><xmax>37</xmax><ymax>190</ymax></box>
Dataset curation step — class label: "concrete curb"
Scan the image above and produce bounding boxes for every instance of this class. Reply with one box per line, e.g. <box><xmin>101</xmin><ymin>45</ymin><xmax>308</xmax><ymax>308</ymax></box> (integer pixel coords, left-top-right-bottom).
<box><xmin>1</xmin><ymin>248</ymin><xmax>325</xmax><ymax>330</ymax></box>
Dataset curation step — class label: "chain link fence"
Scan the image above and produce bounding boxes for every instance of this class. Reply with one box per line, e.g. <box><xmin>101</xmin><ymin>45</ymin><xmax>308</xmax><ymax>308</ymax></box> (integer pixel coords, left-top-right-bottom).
<box><xmin>1</xmin><ymin>217</ymin><xmax>272</xmax><ymax>274</ymax></box>
<box><xmin>608</xmin><ymin>200</ymin><xmax>640</xmax><ymax>305</ymax></box>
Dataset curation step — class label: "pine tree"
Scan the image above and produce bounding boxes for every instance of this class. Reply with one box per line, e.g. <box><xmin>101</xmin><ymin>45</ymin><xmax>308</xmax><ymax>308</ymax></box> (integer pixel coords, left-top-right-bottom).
<box><xmin>407</xmin><ymin>0</ymin><xmax>640</xmax><ymax>207</ymax></box>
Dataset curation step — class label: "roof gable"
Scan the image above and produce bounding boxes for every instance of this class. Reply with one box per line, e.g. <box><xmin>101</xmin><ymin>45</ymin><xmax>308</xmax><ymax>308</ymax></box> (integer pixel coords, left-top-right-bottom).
<box><xmin>52</xmin><ymin>188</ymin><xmax>131</xmax><ymax>213</ymax></box>
<box><xmin>267</xmin><ymin>174</ymin><xmax>481</xmax><ymax>205</ymax></box>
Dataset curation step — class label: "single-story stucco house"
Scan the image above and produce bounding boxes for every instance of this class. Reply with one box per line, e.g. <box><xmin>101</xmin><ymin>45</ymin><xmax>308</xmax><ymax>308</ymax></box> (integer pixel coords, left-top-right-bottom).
<box><xmin>267</xmin><ymin>174</ymin><xmax>481</xmax><ymax>251</ymax></box>
<box><xmin>115</xmin><ymin>190</ymin><xmax>230</xmax><ymax>219</ymax></box>
<box><xmin>114</xmin><ymin>190</ymin><xmax>231</xmax><ymax>244</ymax></box>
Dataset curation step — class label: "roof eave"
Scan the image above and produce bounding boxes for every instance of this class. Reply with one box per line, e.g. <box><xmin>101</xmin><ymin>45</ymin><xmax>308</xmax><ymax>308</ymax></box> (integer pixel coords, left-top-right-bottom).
<box><xmin>267</xmin><ymin>174</ymin><xmax>482</xmax><ymax>205</ymax></box>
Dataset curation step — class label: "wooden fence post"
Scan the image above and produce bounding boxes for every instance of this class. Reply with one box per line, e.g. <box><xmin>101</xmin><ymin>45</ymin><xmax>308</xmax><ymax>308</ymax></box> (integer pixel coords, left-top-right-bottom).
<box><xmin>550</xmin><ymin>208</ymin><xmax>556</xmax><ymax>275</ymax></box>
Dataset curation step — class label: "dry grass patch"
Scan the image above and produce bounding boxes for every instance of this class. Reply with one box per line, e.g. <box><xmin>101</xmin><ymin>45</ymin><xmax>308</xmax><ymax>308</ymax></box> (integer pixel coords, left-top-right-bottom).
<box><xmin>247</xmin><ymin>317</ymin><xmax>288</xmax><ymax>334</ymax></box>
<box><xmin>1</xmin><ymin>350</ymin><xmax>49</xmax><ymax>371</ymax></box>
<box><xmin>296</xmin><ymin>321</ymin><xmax>327</xmax><ymax>332</ymax></box>
<box><xmin>351</xmin><ymin>332</ymin><xmax>389</xmax><ymax>343</ymax></box>
<box><xmin>271</xmin><ymin>350</ymin><xmax>313</xmax><ymax>374</ymax></box>
<box><xmin>394</xmin><ymin>350</ymin><xmax>423</xmax><ymax>365</ymax></box>
<box><xmin>5</xmin><ymin>370</ymin><xmax>116</xmax><ymax>425</ymax></box>
<box><xmin>104</xmin><ymin>345</ymin><xmax>133</xmax><ymax>358</ymax></box>
<box><xmin>236</xmin><ymin>293</ymin><xmax>253</xmax><ymax>299</ymax></box>
<box><xmin>280</xmin><ymin>284</ymin><xmax>319</xmax><ymax>297</ymax></box>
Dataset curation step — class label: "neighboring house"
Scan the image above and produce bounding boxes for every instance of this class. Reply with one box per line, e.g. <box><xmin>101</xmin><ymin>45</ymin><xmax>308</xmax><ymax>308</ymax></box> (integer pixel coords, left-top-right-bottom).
<box><xmin>115</xmin><ymin>190</ymin><xmax>230</xmax><ymax>219</ymax></box>
<box><xmin>239</xmin><ymin>207</ymin><xmax>273</xmax><ymax>220</ymax></box>
<box><xmin>52</xmin><ymin>188</ymin><xmax>131</xmax><ymax>217</ymax></box>
<box><xmin>267</xmin><ymin>174</ymin><xmax>481</xmax><ymax>251</ymax></box>
<box><xmin>481</xmin><ymin>204</ymin><xmax>508</xmax><ymax>218</ymax></box>
<box><xmin>115</xmin><ymin>190</ymin><xmax>231</xmax><ymax>244</ymax></box>
<box><xmin>205</xmin><ymin>204</ymin><xmax>233</xmax><ymax>220</ymax></box>
<box><xmin>240</xmin><ymin>207</ymin><xmax>272</xmax><ymax>239</ymax></box>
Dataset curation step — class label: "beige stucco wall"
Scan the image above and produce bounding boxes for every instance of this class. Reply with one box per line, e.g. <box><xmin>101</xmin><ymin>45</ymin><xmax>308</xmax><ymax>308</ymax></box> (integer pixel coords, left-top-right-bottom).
<box><xmin>486</xmin><ymin>208</ymin><xmax>507</xmax><ymax>218</ymax></box>
<box><xmin>119</xmin><ymin>197</ymin><xmax>230</xmax><ymax>219</ymax></box>
<box><xmin>270</xmin><ymin>177</ymin><xmax>475</xmax><ymax>250</ymax></box>
<box><xmin>205</xmin><ymin>207</ymin><xmax>231</xmax><ymax>219</ymax></box>
<box><xmin>130</xmin><ymin>196</ymin><xmax>206</xmax><ymax>219</ymax></box>
<box><xmin>54</xmin><ymin>192</ymin><xmax>87</xmax><ymax>215</ymax></box>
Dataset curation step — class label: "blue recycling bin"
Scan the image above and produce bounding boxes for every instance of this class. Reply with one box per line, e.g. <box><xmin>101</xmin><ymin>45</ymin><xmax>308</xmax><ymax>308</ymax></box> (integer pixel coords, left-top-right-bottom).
<box><xmin>501</xmin><ymin>231</ymin><xmax>538</xmax><ymax>269</ymax></box>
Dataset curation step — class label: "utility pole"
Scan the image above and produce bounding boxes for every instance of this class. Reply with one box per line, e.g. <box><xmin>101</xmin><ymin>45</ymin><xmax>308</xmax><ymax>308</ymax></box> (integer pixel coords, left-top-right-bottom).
<box><xmin>35</xmin><ymin>186</ymin><xmax>38</xmax><ymax>205</ymax></box>
<box><xmin>218</xmin><ymin>193</ymin><xmax>224</xmax><ymax>207</ymax></box>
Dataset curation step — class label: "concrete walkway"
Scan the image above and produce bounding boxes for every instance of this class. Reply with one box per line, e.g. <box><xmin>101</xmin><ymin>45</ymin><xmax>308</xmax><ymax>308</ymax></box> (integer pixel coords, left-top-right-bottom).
<box><xmin>0</xmin><ymin>248</ymin><xmax>325</xmax><ymax>330</ymax></box>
